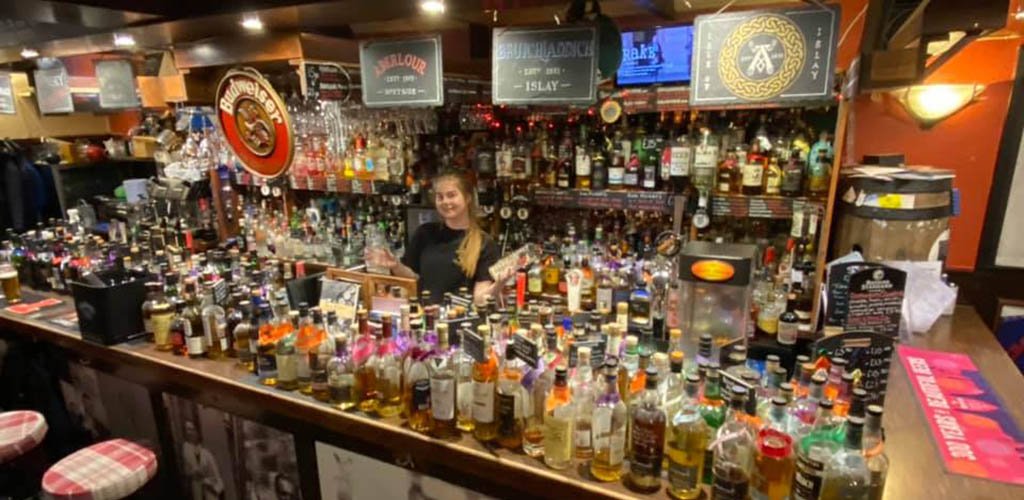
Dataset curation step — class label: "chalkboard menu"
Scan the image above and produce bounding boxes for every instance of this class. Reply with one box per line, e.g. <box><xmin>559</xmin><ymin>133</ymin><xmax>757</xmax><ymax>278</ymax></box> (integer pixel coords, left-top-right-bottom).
<box><xmin>568</xmin><ymin>338</ymin><xmax>607</xmax><ymax>369</ymax></box>
<box><xmin>826</xmin><ymin>262</ymin><xmax>883</xmax><ymax>327</ymax></box>
<box><xmin>34</xmin><ymin>66</ymin><xmax>73</xmax><ymax>114</ymax></box>
<box><xmin>845</xmin><ymin>266</ymin><xmax>906</xmax><ymax>337</ymax></box>
<box><xmin>359</xmin><ymin>36</ymin><xmax>443</xmax><ymax>107</ymax></box>
<box><xmin>690</xmin><ymin>5</ymin><xmax>839</xmax><ymax>107</ymax></box>
<box><xmin>814</xmin><ymin>331</ymin><xmax>896</xmax><ymax>404</ymax></box>
<box><xmin>303</xmin><ymin>62</ymin><xmax>349</xmax><ymax>101</ymax></box>
<box><xmin>0</xmin><ymin>73</ymin><xmax>15</xmax><ymax>115</ymax></box>
<box><xmin>95</xmin><ymin>60</ymin><xmax>139</xmax><ymax>109</ymax></box>
<box><xmin>492</xmin><ymin>25</ymin><xmax>598</xmax><ymax>105</ymax></box>
<box><xmin>509</xmin><ymin>333</ymin><xmax>539</xmax><ymax>368</ymax></box>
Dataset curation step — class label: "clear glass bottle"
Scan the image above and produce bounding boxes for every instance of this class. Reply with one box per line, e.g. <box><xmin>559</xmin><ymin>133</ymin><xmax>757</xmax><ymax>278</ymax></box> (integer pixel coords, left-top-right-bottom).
<box><xmin>571</xmin><ymin>347</ymin><xmax>595</xmax><ymax>459</ymax></box>
<box><xmin>327</xmin><ymin>333</ymin><xmax>357</xmax><ymax>411</ymax></box>
<box><xmin>312</xmin><ymin>309</ymin><xmax>333</xmax><ymax>402</ymax></box>
<box><xmin>820</xmin><ymin>416</ymin><xmax>871</xmax><ymax>500</ymax></box>
<box><xmin>169</xmin><ymin>299</ymin><xmax>188</xmax><ymax>356</ymax></box>
<box><xmin>763</xmin><ymin>157</ymin><xmax>782</xmax><ymax>196</ymax></box>
<box><xmin>430</xmin><ymin>325</ymin><xmax>458</xmax><ymax>439</ymax></box>
<box><xmin>751</xmin><ymin>427</ymin><xmax>795</xmax><ymax>500</ymax></box>
<box><xmin>141</xmin><ymin>281</ymin><xmax>162</xmax><ymax>341</ymax></box>
<box><xmin>863</xmin><ymin>405</ymin><xmax>889</xmax><ymax>500</ymax></box>
<box><xmin>150</xmin><ymin>286</ymin><xmax>174</xmax><ymax>352</ymax></box>
<box><xmin>699</xmin><ymin>364</ymin><xmax>727</xmax><ymax>485</ymax></box>
<box><xmin>233</xmin><ymin>300</ymin><xmax>255</xmax><ymax>370</ymax></box>
<box><xmin>374</xmin><ymin>321</ymin><xmax>403</xmax><ymax>418</ymax></box>
<box><xmin>666</xmin><ymin>374</ymin><xmax>707</xmax><ymax>500</ymax></box>
<box><xmin>789</xmin><ymin>373</ymin><xmax>826</xmax><ymax>439</ymax></box>
<box><xmin>456</xmin><ymin>328</ymin><xmax>476</xmax><ymax>433</ymax></box>
<box><xmin>472</xmin><ymin>325</ymin><xmax>499</xmax><ymax>441</ymax></box>
<box><xmin>711</xmin><ymin>386</ymin><xmax>756</xmax><ymax>500</ymax></box>
<box><xmin>523</xmin><ymin>329</ymin><xmax>553</xmax><ymax>457</ymax></box>
<box><xmin>496</xmin><ymin>344</ymin><xmax>525</xmax><ymax>450</ymax></box>
<box><xmin>793</xmin><ymin>400</ymin><xmax>845</xmax><ymax>500</ymax></box>
<box><xmin>591</xmin><ymin>361</ymin><xmax>627</xmax><ymax>482</ymax></box>
<box><xmin>405</xmin><ymin>322</ymin><xmax>434</xmax><ymax>433</ymax></box>
<box><xmin>692</xmin><ymin>127</ymin><xmax>718</xmax><ymax>191</ymax></box>
<box><xmin>629</xmin><ymin>275</ymin><xmax>651</xmax><ymax>329</ymax></box>
<box><xmin>544</xmin><ymin>366</ymin><xmax>574</xmax><ymax>470</ymax></box>
<box><xmin>629</xmin><ymin>366</ymin><xmax>665</xmax><ymax>493</ymax></box>
<box><xmin>764</xmin><ymin>396</ymin><xmax>791</xmax><ymax>433</ymax></box>
<box><xmin>663</xmin><ymin>351</ymin><xmax>686</xmax><ymax>423</ymax></box>
<box><xmin>256</xmin><ymin>304</ymin><xmax>277</xmax><ymax>386</ymax></box>
<box><xmin>184</xmin><ymin>284</ymin><xmax>206</xmax><ymax>360</ymax></box>
<box><xmin>355</xmin><ymin>313</ymin><xmax>379</xmax><ymax>414</ymax></box>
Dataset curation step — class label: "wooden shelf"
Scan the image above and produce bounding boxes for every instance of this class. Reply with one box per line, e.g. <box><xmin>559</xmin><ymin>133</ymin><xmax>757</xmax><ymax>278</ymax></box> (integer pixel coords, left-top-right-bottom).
<box><xmin>711</xmin><ymin>192</ymin><xmax>825</xmax><ymax>219</ymax></box>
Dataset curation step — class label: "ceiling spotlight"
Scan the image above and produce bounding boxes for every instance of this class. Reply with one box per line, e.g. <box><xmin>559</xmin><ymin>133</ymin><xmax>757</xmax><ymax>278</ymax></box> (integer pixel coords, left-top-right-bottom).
<box><xmin>421</xmin><ymin>1</ymin><xmax>446</xmax><ymax>15</ymax></box>
<box><xmin>241</xmin><ymin>14</ymin><xmax>264</xmax><ymax>30</ymax></box>
<box><xmin>20</xmin><ymin>47</ymin><xmax>39</xmax><ymax>59</ymax></box>
<box><xmin>113</xmin><ymin>33</ymin><xmax>136</xmax><ymax>47</ymax></box>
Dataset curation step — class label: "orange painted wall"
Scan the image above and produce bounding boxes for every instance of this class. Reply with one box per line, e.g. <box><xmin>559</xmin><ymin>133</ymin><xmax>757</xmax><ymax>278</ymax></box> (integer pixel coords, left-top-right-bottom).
<box><xmin>849</xmin><ymin>35</ymin><xmax>1022</xmax><ymax>271</ymax></box>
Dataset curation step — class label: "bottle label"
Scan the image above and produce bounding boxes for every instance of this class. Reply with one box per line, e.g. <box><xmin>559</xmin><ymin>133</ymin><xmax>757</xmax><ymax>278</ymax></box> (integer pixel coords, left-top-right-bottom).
<box><xmin>623</xmin><ymin>172</ymin><xmax>639</xmax><ymax>186</ymax></box>
<box><xmin>643</xmin><ymin>165</ymin><xmax>657</xmax><ymax>189</ymax></box>
<box><xmin>472</xmin><ymin>381</ymin><xmax>495</xmax><ymax>423</ymax></box>
<box><xmin>777</xmin><ymin>322</ymin><xmax>799</xmax><ymax>345</ymax></box>
<box><xmin>277</xmin><ymin>353</ymin><xmax>297</xmax><ymax>382</ymax></box>
<box><xmin>187</xmin><ymin>336</ymin><xmax>205</xmax><ymax>355</ymax></box>
<box><xmin>596</xmin><ymin>287</ymin><xmax>613</xmax><ymax>312</ymax></box>
<box><xmin>630</xmin><ymin>424</ymin><xmax>664</xmax><ymax>477</ymax></box>
<box><xmin>497</xmin><ymin>392</ymin><xmax>518</xmax><ymax>435</ymax></box>
<box><xmin>431</xmin><ymin>378</ymin><xmax>455</xmax><ymax>420</ymax></box>
<box><xmin>742</xmin><ymin>162</ymin><xmax>764</xmax><ymax>187</ymax></box>
<box><xmin>592</xmin><ymin>407</ymin><xmax>612</xmax><ymax>451</ymax></box>
<box><xmin>712</xmin><ymin>472</ymin><xmax>750</xmax><ymax>500</ymax></box>
<box><xmin>297</xmin><ymin>356</ymin><xmax>312</xmax><ymax>379</ymax></box>
<box><xmin>608</xmin><ymin>167</ymin><xmax>624</xmax><ymax>185</ymax></box>
<box><xmin>257</xmin><ymin>353</ymin><xmax>277</xmax><ymax>377</ymax></box>
<box><xmin>528</xmin><ymin>276</ymin><xmax>543</xmax><ymax>294</ymax></box>
<box><xmin>793</xmin><ymin>453</ymin><xmax>825</xmax><ymax>500</ymax></box>
<box><xmin>765</xmin><ymin>172</ymin><xmax>782</xmax><ymax>193</ymax></box>
<box><xmin>412</xmin><ymin>379</ymin><xmax>431</xmax><ymax>411</ymax></box>
<box><xmin>575</xmin><ymin>148</ymin><xmax>591</xmax><ymax>176</ymax></box>
<box><xmin>574</xmin><ymin>419</ymin><xmax>591</xmax><ymax>449</ymax></box>
<box><xmin>668</xmin><ymin>460</ymin><xmax>700</xmax><ymax>491</ymax></box>
<box><xmin>457</xmin><ymin>381</ymin><xmax>473</xmax><ymax>418</ymax></box>
<box><xmin>669</xmin><ymin>147</ymin><xmax>692</xmax><ymax>177</ymax></box>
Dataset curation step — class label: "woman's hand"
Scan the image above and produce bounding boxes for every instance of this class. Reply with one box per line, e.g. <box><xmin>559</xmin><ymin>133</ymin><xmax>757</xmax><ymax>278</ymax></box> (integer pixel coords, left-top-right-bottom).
<box><xmin>364</xmin><ymin>246</ymin><xmax>399</xmax><ymax>271</ymax></box>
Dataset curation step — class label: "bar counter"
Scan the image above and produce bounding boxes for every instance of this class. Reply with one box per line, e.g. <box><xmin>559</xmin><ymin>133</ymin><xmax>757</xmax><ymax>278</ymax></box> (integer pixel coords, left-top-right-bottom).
<box><xmin>2</xmin><ymin>292</ymin><xmax>1022</xmax><ymax>499</ymax></box>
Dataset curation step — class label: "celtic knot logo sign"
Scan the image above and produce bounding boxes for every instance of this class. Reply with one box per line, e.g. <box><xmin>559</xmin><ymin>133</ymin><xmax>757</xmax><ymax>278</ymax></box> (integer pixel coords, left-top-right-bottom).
<box><xmin>719</xmin><ymin>15</ymin><xmax>805</xmax><ymax>101</ymax></box>
<box><xmin>690</xmin><ymin>6</ymin><xmax>838</xmax><ymax>106</ymax></box>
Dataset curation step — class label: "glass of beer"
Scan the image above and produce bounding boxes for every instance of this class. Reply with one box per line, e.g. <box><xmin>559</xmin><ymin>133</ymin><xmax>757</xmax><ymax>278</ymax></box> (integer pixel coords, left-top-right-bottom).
<box><xmin>0</xmin><ymin>264</ymin><xmax>20</xmax><ymax>304</ymax></box>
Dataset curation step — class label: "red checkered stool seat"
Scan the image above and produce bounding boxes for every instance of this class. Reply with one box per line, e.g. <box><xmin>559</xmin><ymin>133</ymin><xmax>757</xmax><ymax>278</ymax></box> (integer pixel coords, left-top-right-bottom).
<box><xmin>42</xmin><ymin>438</ymin><xmax>157</xmax><ymax>500</ymax></box>
<box><xmin>0</xmin><ymin>410</ymin><xmax>47</xmax><ymax>464</ymax></box>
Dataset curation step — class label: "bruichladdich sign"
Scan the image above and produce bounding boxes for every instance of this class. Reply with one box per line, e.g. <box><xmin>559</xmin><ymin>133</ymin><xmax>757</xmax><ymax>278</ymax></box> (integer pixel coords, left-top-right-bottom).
<box><xmin>216</xmin><ymin>67</ymin><xmax>294</xmax><ymax>179</ymax></box>
<box><xmin>492</xmin><ymin>25</ymin><xmax>599</xmax><ymax>106</ymax></box>
<box><xmin>359</xmin><ymin>35</ymin><xmax>443</xmax><ymax>107</ymax></box>
<box><xmin>690</xmin><ymin>5</ymin><xmax>840</xmax><ymax>107</ymax></box>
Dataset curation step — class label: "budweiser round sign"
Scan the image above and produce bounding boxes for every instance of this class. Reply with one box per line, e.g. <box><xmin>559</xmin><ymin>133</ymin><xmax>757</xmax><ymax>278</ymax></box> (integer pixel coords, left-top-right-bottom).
<box><xmin>216</xmin><ymin>67</ymin><xmax>294</xmax><ymax>178</ymax></box>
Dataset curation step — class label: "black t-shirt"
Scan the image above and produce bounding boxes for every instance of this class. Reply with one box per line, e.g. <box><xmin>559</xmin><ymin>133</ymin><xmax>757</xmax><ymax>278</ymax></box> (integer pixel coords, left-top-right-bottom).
<box><xmin>401</xmin><ymin>222</ymin><xmax>500</xmax><ymax>304</ymax></box>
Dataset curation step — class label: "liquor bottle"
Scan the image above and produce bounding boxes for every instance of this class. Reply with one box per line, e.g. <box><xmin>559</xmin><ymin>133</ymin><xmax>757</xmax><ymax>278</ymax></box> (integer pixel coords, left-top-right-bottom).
<box><xmin>717</xmin><ymin>150</ymin><xmax>738</xmax><ymax>194</ymax></box>
<box><xmin>571</xmin><ymin>347</ymin><xmax>595</xmax><ymax>459</ymax></box>
<box><xmin>327</xmin><ymin>334</ymin><xmax>357</xmax><ymax>411</ymax></box>
<box><xmin>777</xmin><ymin>293</ymin><xmax>799</xmax><ymax>345</ymax></box>
<box><xmin>523</xmin><ymin>328</ymin><xmax>553</xmax><ymax>457</ymax></box>
<box><xmin>234</xmin><ymin>300</ymin><xmax>255</xmax><ymax>370</ymax></box>
<box><xmin>629</xmin><ymin>366</ymin><xmax>665</xmax><ymax>493</ymax></box>
<box><xmin>184</xmin><ymin>285</ymin><xmax>206</xmax><ymax>360</ymax></box>
<box><xmin>406</xmin><ymin>326</ymin><xmax>434</xmax><ymax>434</ymax></box>
<box><xmin>642</xmin><ymin>149</ymin><xmax>659</xmax><ymax>191</ymax></box>
<box><xmin>575</xmin><ymin>125</ymin><xmax>592</xmax><ymax>189</ymax></box>
<box><xmin>699</xmin><ymin>364</ymin><xmax>727</xmax><ymax>484</ymax></box>
<box><xmin>789</xmin><ymin>373</ymin><xmax>827</xmax><ymax>439</ymax></box>
<box><xmin>711</xmin><ymin>386</ymin><xmax>756</xmax><ymax>500</ymax></box>
<box><xmin>825</xmin><ymin>357</ymin><xmax>848</xmax><ymax>402</ymax></box>
<box><xmin>542</xmin><ymin>254</ymin><xmax>562</xmax><ymax>296</ymax></box>
<box><xmin>624</xmin><ymin>132</ymin><xmax>642</xmax><ymax>189</ymax></box>
<box><xmin>496</xmin><ymin>343</ymin><xmax>525</xmax><ymax>450</ymax></box>
<box><xmin>666</xmin><ymin>374</ymin><xmax>707</xmax><ymax>500</ymax></box>
<box><xmin>591</xmin><ymin>361</ymin><xmax>627</xmax><ymax>482</ymax></box>
<box><xmin>556</xmin><ymin>139</ymin><xmax>573</xmax><ymax>190</ymax></box>
<box><xmin>781</xmin><ymin>150</ymin><xmax>804</xmax><ymax>197</ymax></box>
<box><xmin>374</xmin><ymin>319</ymin><xmax>403</xmax><ymax>417</ymax></box>
<box><xmin>629</xmin><ymin>275</ymin><xmax>651</xmax><ymax>329</ymax></box>
<box><xmin>666</xmin><ymin>127</ymin><xmax>692</xmax><ymax>192</ymax></box>
<box><xmin>169</xmin><ymin>300</ymin><xmax>188</xmax><ymax>356</ymax></box>
<box><xmin>807</xmin><ymin>139</ymin><xmax>832</xmax><ymax>196</ymax></box>
<box><xmin>544</xmin><ymin>366</ymin><xmax>574</xmax><ymax>470</ymax></box>
<box><xmin>764</xmin><ymin>396</ymin><xmax>791</xmax><ymax>433</ymax></box>
<box><xmin>692</xmin><ymin>127</ymin><xmax>718</xmax><ymax>191</ymax></box>
<box><xmin>430</xmin><ymin>325</ymin><xmax>458</xmax><ymax>439</ymax></box>
<box><xmin>764</xmin><ymin>157</ymin><xmax>782</xmax><ymax>196</ymax></box>
<box><xmin>141</xmin><ymin>282</ymin><xmax>162</xmax><ymax>341</ymax></box>
<box><xmin>456</xmin><ymin>328</ymin><xmax>476</xmax><ymax>433</ymax></box>
<box><xmin>863</xmin><ymin>405</ymin><xmax>889</xmax><ymax>500</ymax></box>
<box><xmin>619</xmin><ymin>335</ymin><xmax>640</xmax><ymax>403</ymax></box>
<box><xmin>312</xmin><ymin>310</ymin><xmax>334</xmax><ymax>402</ymax></box>
<box><xmin>591</xmin><ymin>136</ymin><xmax>608</xmax><ymax>190</ymax></box>
<box><xmin>664</xmin><ymin>351</ymin><xmax>686</xmax><ymax>421</ymax></box>
<box><xmin>295</xmin><ymin>306</ymin><xmax>316</xmax><ymax>394</ymax></box>
<box><xmin>256</xmin><ymin>304</ymin><xmax>278</xmax><ymax>386</ymax></box>
<box><xmin>819</xmin><ymin>416</ymin><xmax>871</xmax><ymax>500</ymax></box>
<box><xmin>355</xmin><ymin>313</ymin><xmax>379</xmax><ymax>414</ymax></box>
<box><xmin>527</xmin><ymin>263</ymin><xmax>544</xmax><ymax>299</ymax></box>
<box><xmin>472</xmin><ymin>325</ymin><xmax>499</xmax><ymax>441</ymax></box>
<box><xmin>743</xmin><ymin>144</ymin><xmax>766</xmax><ymax>195</ymax></box>
<box><xmin>608</xmin><ymin>130</ymin><xmax>626</xmax><ymax>190</ymax></box>
<box><xmin>793</xmin><ymin>400</ymin><xmax>844</xmax><ymax>500</ymax></box>
<box><xmin>276</xmin><ymin>333</ymin><xmax>299</xmax><ymax>391</ymax></box>
<box><xmin>751</xmin><ymin>427</ymin><xmax>795</xmax><ymax>500</ymax></box>
<box><xmin>833</xmin><ymin>372</ymin><xmax>856</xmax><ymax>417</ymax></box>
<box><xmin>149</xmin><ymin>285</ymin><xmax>174</xmax><ymax>351</ymax></box>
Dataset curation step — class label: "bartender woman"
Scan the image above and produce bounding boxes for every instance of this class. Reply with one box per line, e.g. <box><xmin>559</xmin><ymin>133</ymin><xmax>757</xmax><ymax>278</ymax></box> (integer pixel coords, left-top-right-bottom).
<box><xmin>368</xmin><ymin>169</ymin><xmax>503</xmax><ymax>306</ymax></box>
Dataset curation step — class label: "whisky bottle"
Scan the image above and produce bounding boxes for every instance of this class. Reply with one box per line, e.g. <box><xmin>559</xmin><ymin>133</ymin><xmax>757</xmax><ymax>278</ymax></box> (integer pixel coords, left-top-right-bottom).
<box><xmin>699</xmin><ymin>365</ymin><xmax>727</xmax><ymax>484</ymax></box>
<box><xmin>430</xmin><ymin>325</ymin><xmax>458</xmax><ymax>439</ymax></box>
<box><xmin>591</xmin><ymin>135</ymin><xmax>608</xmax><ymax>191</ymax></box>
<box><xmin>764</xmin><ymin>157</ymin><xmax>782</xmax><ymax>196</ymax></box>
<box><xmin>406</xmin><ymin>325</ymin><xmax>433</xmax><ymax>434</ymax></box>
<box><xmin>575</xmin><ymin>125</ymin><xmax>592</xmax><ymax>190</ymax></box>
<box><xmin>169</xmin><ymin>299</ymin><xmax>188</xmax><ymax>356</ymax></box>
<box><xmin>591</xmin><ymin>361</ymin><xmax>627</xmax><ymax>482</ymax></box>
<box><xmin>711</xmin><ymin>386</ymin><xmax>755</xmax><ymax>500</ymax></box>
<box><xmin>863</xmin><ymin>405</ymin><xmax>889</xmax><ymax>500</ymax></box>
<box><xmin>375</xmin><ymin>317</ymin><xmax>403</xmax><ymax>417</ymax></box>
<box><xmin>327</xmin><ymin>336</ymin><xmax>357</xmax><ymax>410</ymax></box>
<box><xmin>523</xmin><ymin>328</ymin><xmax>552</xmax><ymax>457</ymax></box>
<box><xmin>233</xmin><ymin>300</ymin><xmax>255</xmax><ymax>370</ymax></box>
<box><xmin>571</xmin><ymin>347</ymin><xmax>595</xmax><ymax>459</ymax></box>
<box><xmin>472</xmin><ymin>325</ymin><xmax>499</xmax><ymax>441</ymax></box>
<box><xmin>717</xmin><ymin>150</ymin><xmax>739</xmax><ymax>194</ymax></box>
<box><xmin>629</xmin><ymin>366</ymin><xmax>665</xmax><ymax>493</ymax></box>
<box><xmin>819</xmin><ymin>416</ymin><xmax>871</xmax><ymax>500</ymax></box>
<box><xmin>792</xmin><ymin>399</ymin><xmax>844</xmax><ymax>500</ymax></box>
<box><xmin>355</xmin><ymin>312</ymin><xmax>379</xmax><ymax>413</ymax></box>
<box><xmin>666</xmin><ymin>374</ymin><xmax>707</xmax><ymax>500</ymax></box>
<box><xmin>544</xmin><ymin>366</ymin><xmax>574</xmax><ymax>470</ymax></box>
<box><xmin>295</xmin><ymin>306</ymin><xmax>316</xmax><ymax>394</ymax></box>
<box><xmin>142</xmin><ymin>281</ymin><xmax>161</xmax><ymax>342</ymax></box>
<box><xmin>184</xmin><ymin>284</ymin><xmax>206</xmax><ymax>360</ymax></box>
<box><xmin>496</xmin><ymin>344</ymin><xmax>525</xmax><ymax>449</ymax></box>
<box><xmin>150</xmin><ymin>285</ymin><xmax>174</xmax><ymax>352</ymax></box>
<box><xmin>692</xmin><ymin>127</ymin><xmax>718</xmax><ymax>191</ymax></box>
<box><xmin>780</xmin><ymin>150</ymin><xmax>805</xmax><ymax>197</ymax></box>
<box><xmin>256</xmin><ymin>304</ymin><xmax>278</xmax><ymax>386</ymax></box>
<box><xmin>752</xmin><ymin>427</ymin><xmax>795</xmax><ymax>500</ymax></box>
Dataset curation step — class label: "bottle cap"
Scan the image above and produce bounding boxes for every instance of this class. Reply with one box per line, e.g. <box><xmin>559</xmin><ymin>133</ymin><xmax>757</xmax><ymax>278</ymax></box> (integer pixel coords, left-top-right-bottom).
<box><xmin>819</xmin><ymin>399</ymin><xmax>835</xmax><ymax>410</ymax></box>
<box><xmin>796</xmin><ymin>354</ymin><xmax>810</xmax><ymax>364</ymax></box>
<box><xmin>653</xmin><ymin>352</ymin><xmax>669</xmax><ymax>367</ymax></box>
<box><xmin>867</xmin><ymin>404</ymin><xmax>884</xmax><ymax>417</ymax></box>
<box><xmin>831</xmin><ymin>357</ymin><xmax>848</xmax><ymax>367</ymax></box>
<box><xmin>616</xmin><ymin>302</ymin><xmax>628</xmax><ymax>313</ymax></box>
<box><xmin>685</xmin><ymin>373</ymin><xmax>701</xmax><ymax>384</ymax></box>
<box><xmin>811</xmin><ymin>373</ymin><xmax>827</xmax><ymax>385</ymax></box>
<box><xmin>766</xmin><ymin>354</ymin><xmax>780</xmax><ymax>363</ymax></box>
<box><xmin>757</xmin><ymin>428</ymin><xmax>793</xmax><ymax>458</ymax></box>
<box><xmin>771</xmin><ymin>396</ymin><xmax>787</xmax><ymax>407</ymax></box>
<box><xmin>670</xmin><ymin>351</ymin><xmax>684</xmax><ymax>371</ymax></box>
<box><xmin>669</xmin><ymin>328</ymin><xmax>682</xmax><ymax>339</ymax></box>
<box><xmin>644</xmin><ymin>366</ymin><xmax>659</xmax><ymax>388</ymax></box>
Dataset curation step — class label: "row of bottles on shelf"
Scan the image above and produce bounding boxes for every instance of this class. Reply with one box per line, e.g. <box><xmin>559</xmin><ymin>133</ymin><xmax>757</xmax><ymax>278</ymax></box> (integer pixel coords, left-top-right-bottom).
<box><xmin>137</xmin><ymin>257</ymin><xmax>885</xmax><ymax>500</ymax></box>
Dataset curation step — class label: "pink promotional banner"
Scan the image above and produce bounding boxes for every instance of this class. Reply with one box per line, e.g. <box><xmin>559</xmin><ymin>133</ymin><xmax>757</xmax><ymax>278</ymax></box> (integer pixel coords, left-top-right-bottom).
<box><xmin>897</xmin><ymin>345</ymin><xmax>1024</xmax><ymax>485</ymax></box>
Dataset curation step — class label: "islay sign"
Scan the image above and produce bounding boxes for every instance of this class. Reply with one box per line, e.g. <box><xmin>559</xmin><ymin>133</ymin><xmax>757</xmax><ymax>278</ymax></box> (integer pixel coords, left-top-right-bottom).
<box><xmin>359</xmin><ymin>36</ymin><xmax>443</xmax><ymax>107</ymax></box>
<box><xmin>215</xmin><ymin>67</ymin><xmax>294</xmax><ymax>179</ymax></box>
<box><xmin>492</xmin><ymin>25</ymin><xmax>599</xmax><ymax>105</ymax></box>
<box><xmin>691</xmin><ymin>5</ymin><xmax>839</xmax><ymax>106</ymax></box>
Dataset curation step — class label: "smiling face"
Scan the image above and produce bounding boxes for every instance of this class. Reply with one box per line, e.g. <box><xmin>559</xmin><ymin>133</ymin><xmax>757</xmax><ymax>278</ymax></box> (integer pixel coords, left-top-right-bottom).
<box><xmin>434</xmin><ymin>178</ymin><xmax>468</xmax><ymax>223</ymax></box>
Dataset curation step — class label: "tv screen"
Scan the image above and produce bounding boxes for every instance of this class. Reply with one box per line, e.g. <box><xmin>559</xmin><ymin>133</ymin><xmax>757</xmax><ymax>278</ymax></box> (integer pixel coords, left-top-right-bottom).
<box><xmin>617</xmin><ymin>25</ymin><xmax>694</xmax><ymax>85</ymax></box>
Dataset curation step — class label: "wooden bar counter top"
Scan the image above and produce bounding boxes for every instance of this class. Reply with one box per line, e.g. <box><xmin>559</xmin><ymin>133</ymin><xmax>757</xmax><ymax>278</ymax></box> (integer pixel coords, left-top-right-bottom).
<box><xmin>2</xmin><ymin>294</ymin><xmax>1021</xmax><ymax>499</ymax></box>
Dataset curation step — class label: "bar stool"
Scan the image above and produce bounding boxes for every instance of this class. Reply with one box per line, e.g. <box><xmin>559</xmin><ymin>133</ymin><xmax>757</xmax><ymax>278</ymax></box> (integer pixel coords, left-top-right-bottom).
<box><xmin>42</xmin><ymin>438</ymin><xmax>157</xmax><ymax>500</ymax></box>
<box><xmin>0</xmin><ymin>410</ymin><xmax>48</xmax><ymax>464</ymax></box>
